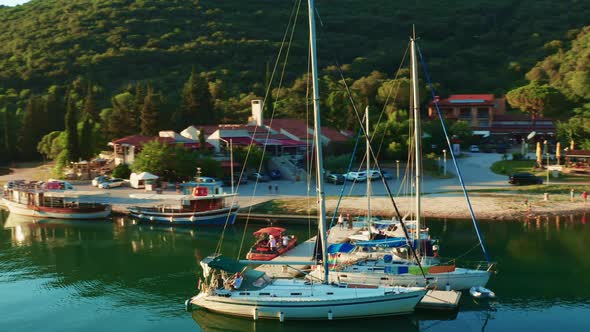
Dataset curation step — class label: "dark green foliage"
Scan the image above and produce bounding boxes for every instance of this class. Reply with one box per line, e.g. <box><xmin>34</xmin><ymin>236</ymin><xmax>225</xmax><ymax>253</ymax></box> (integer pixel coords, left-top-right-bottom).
<box><xmin>506</xmin><ymin>82</ymin><xmax>568</xmax><ymax>126</ymax></box>
<box><xmin>79</xmin><ymin>115</ymin><xmax>94</xmax><ymax>161</ymax></box>
<box><xmin>37</xmin><ymin>131</ymin><xmax>65</xmax><ymax>160</ymax></box>
<box><xmin>131</xmin><ymin>140</ymin><xmax>209</xmax><ymax>181</ymax></box>
<box><xmin>195</xmin><ymin>157</ymin><xmax>223</xmax><ymax>179</ymax></box>
<box><xmin>180</xmin><ymin>69</ymin><xmax>215</xmax><ymax>128</ymax></box>
<box><xmin>64</xmin><ymin>94</ymin><xmax>80</xmax><ymax>162</ymax></box>
<box><xmin>18</xmin><ymin>96</ymin><xmax>47</xmax><ymax>160</ymax></box>
<box><xmin>112</xmin><ymin>163</ymin><xmax>131</xmax><ymax>179</ymax></box>
<box><xmin>140</xmin><ymin>84</ymin><xmax>159</xmax><ymax>136</ymax></box>
<box><xmin>0</xmin><ymin>0</ymin><xmax>588</xmax><ymax>162</ymax></box>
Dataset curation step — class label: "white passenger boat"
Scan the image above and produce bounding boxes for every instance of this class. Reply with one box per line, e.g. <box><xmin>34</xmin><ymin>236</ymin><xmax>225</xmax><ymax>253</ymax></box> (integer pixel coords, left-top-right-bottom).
<box><xmin>2</xmin><ymin>182</ymin><xmax>111</xmax><ymax>219</ymax></box>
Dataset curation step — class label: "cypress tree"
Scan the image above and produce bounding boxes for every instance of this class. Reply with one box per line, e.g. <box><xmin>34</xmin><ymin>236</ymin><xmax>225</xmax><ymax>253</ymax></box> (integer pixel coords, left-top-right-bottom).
<box><xmin>79</xmin><ymin>115</ymin><xmax>94</xmax><ymax>161</ymax></box>
<box><xmin>181</xmin><ymin>68</ymin><xmax>214</xmax><ymax>128</ymax></box>
<box><xmin>82</xmin><ymin>85</ymin><xmax>98</xmax><ymax>122</ymax></box>
<box><xmin>140</xmin><ymin>84</ymin><xmax>159</xmax><ymax>136</ymax></box>
<box><xmin>65</xmin><ymin>94</ymin><xmax>80</xmax><ymax>162</ymax></box>
<box><xmin>18</xmin><ymin>96</ymin><xmax>45</xmax><ymax>160</ymax></box>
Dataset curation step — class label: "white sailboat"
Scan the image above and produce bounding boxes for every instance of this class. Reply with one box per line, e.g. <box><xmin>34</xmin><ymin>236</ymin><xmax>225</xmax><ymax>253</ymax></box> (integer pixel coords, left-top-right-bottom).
<box><xmin>185</xmin><ymin>1</ymin><xmax>427</xmax><ymax>321</ymax></box>
<box><xmin>308</xmin><ymin>32</ymin><xmax>493</xmax><ymax>290</ymax></box>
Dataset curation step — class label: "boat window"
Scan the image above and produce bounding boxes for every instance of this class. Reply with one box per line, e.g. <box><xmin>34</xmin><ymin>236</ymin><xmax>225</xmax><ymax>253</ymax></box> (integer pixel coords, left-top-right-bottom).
<box><xmin>259</xmin><ymin>292</ymin><xmax>271</xmax><ymax>296</ymax></box>
<box><xmin>290</xmin><ymin>293</ymin><xmax>302</xmax><ymax>296</ymax></box>
<box><xmin>239</xmin><ymin>292</ymin><xmax>250</xmax><ymax>295</ymax></box>
<box><xmin>326</xmin><ymin>292</ymin><xmax>334</xmax><ymax>295</ymax></box>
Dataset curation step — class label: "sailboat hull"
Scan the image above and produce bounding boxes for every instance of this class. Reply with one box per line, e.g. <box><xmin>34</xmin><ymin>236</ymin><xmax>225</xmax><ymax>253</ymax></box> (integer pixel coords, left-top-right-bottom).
<box><xmin>310</xmin><ymin>268</ymin><xmax>491</xmax><ymax>290</ymax></box>
<box><xmin>190</xmin><ymin>280</ymin><xmax>426</xmax><ymax>320</ymax></box>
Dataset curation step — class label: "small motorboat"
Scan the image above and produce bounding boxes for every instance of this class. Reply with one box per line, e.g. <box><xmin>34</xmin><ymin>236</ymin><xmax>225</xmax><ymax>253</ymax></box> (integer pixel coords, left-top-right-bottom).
<box><xmin>470</xmin><ymin>286</ymin><xmax>496</xmax><ymax>299</ymax></box>
<box><xmin>245</xmin><ymin>226</ymin><xmax>297</xmax><ymax>261</ymax></box>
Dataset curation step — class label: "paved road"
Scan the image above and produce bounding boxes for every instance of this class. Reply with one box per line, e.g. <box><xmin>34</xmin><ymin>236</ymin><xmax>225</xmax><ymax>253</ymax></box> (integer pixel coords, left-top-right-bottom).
<box><xmin>232</xmin><ymin>152</ymin><xmax>511</xmax><ymax>198</ymax></box>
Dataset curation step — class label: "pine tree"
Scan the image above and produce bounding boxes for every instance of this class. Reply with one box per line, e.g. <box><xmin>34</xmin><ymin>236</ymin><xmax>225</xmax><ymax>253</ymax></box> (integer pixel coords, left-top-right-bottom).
<box><xmin>180</xmin><ymin>68</ymin><xmax>214</xmax><ymax>128</ymax></box>
<box><xmin>65</xmin><ymin>94</ymin><xmax>80</xmax><ymax>162</ymax></box>
<box><xmin>140</xmin><ymin>85</ymin><xmax>159</xmax><ymax>136</ymax></box>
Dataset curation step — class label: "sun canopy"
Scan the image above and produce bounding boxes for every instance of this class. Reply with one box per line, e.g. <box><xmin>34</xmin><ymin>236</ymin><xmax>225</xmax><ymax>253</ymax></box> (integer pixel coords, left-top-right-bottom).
<box><xmin>253</xmin><ymin>227</ymin><xmax>286</xmax><ymax>238</ymax></box>
<box><xmin>135</xmin><ymin>172</ymin><xmax>159</xmax><ymax>180</ymax></box>
<box><xmin>355</xmin><ymin>237</ymin><xmax>407</xmax><ymax>248</ymax></box>
<box><xmin>206</xmin><ymin>255</ymin><xmax>247</xmax><ymax>274</ymax></box>
<box><xmin>328</xmin><ymin>243</ymin><xmax>355</xmax><ymax>254</ymax></box>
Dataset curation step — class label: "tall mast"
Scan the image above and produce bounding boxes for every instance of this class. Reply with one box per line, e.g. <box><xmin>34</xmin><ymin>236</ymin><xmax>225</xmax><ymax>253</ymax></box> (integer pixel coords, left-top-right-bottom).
<box><xmin>411</xmin><ymin>29</ymin><xmax>422</xmax><ymax>242</ymax></box>
<box><xmin>366</xmin><ymin>107</ymin><xmax>371</xmax><ymax>226</ymax></box>
<box><xmin>307</xmin><ymin>0</ymin><xmax>329</xmax><ymax>283</ymax></box>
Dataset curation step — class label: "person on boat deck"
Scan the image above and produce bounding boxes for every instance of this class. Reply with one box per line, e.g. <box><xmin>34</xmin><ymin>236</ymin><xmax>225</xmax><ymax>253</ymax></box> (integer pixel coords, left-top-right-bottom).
<box><xmin>282</xmin><ymin>234</ymin><xmax>289</xmax><ymax>247</ymax></box>
<box><xmin>215</xmin><ymin>272</ymin><xmax>225</xmax><ymax>290</ymax></box>
<box><xmin>269</xmin><ymin>235</ymin><xmax>277</xmax><ymax>251</ymax></box>
<box><xmin>232</xmin><ymin>272</ymin><xmax>243</xmax><ymax>290</ymax></box>
<box><xmin>338</xmin><ymin>214</ymin><xmax>344</xmax><ymax>229</ymax></box>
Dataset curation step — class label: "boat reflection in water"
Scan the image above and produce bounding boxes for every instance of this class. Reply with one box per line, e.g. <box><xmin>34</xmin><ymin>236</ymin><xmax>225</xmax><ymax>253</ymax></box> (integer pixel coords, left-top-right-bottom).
<box><xmin>192</xmin><ymin>308</ymin><xmax>421</xmax><ymax>332</ymax></box>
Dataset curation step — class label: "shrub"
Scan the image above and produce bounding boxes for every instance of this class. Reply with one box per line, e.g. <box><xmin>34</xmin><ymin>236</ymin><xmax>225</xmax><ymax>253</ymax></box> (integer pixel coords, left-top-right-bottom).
<box><xmin>112</xmin><ymin>164</ymin><xmax>131</xmax><ymax>179</ymax></box>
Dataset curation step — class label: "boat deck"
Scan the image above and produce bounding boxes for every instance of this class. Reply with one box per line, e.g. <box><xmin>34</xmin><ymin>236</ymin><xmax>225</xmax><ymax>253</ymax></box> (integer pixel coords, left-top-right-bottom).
<box><xmin>255</xmin><ymin>224</ymin><xmax>363</xmax><ymax>278</ymax></box>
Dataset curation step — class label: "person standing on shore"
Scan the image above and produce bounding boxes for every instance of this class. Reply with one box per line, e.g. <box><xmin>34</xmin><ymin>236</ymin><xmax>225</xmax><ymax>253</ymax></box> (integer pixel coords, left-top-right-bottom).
<box><xmin>571</xmin><ymin>189</ymin><xmax>575</xmax><ymax>202</ymax></box>
<box><xmin>583</xmin><ymin>191</ymin><xmax>588</xmax><ymax>205</ymax></box>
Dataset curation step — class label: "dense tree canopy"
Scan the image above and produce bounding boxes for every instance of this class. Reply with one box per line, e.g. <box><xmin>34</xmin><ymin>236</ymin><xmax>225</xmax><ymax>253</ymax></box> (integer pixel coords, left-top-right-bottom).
<box><xmin>0</xmin><ymin>0</ymin><xmax>589</xmax><ymax>163</ymax></box>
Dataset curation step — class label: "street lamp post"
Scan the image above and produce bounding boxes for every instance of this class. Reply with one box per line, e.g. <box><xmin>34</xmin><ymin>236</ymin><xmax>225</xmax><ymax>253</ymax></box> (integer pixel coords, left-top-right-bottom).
<box><xmin>219</xmin><ymin>138</ymin><xmax>234</xmax><ymax>193</ymax></box>
<box><xmin>396</xmin><ymin>160</ymin><xmax>400</xmax><ymax>179</ymax></box>
<box><xmin>442</xmin><ymin>149</ymin><xmax>447</xmax><ymax>176</ymax></box>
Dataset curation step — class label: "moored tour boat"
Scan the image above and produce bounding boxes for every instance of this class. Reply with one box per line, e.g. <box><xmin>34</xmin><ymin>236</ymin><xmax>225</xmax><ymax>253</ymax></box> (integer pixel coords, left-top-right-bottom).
<box><xmin>2</xmin><ymin>182</ymin><xmax>111</xmax><ymax>219</ymax></box>
<box><xmin>245</xmin><ymin>227</ymin><xmax>297</xmax><ymax>261</ymax></box>
<box><xmin>128</xmin><ymin>181</ymin><xmax>239</xmax><ymax>226</ymax></box>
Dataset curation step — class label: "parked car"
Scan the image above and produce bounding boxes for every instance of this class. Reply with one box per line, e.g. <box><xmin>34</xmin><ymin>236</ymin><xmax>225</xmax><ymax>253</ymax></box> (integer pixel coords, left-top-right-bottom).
<box><xmin>469</xmin><ymin>145</ymin><xmax>480</xmax><ymax>153</ymax></box>
<box><xmin>99</xmin><ymin>178</ymin><xmax>125</xmax><ymax>189</ymax></box>
<box><xmin>3</xmin><ymin>179</ymin><xmax>25</xmax><ymax>190</ymax></box>
<box><xmin>270</xmin><ymin>169</ymin><xmax>282</xmax><ymax>180</ymax></box>
<box><xmin>249</xmin><ymin>172</ymin><xmax>270</xmax><ymax>182</ymax></box>
<box><xmin>326</xmin><ymin>173</ymin><xmax>345</xmax><ymax>184</ymax></box>
<box><xmin>92</xmin><ymin>176</ymin><xmax>110</xmax><ymax>187</ymax></box>
<box><xmin>345</xmin><ymin>171</ymin><xmax>367</xmax><ymax>182</ymax></box>
<box><xmin>367</xmin><ymin>169</ymin><xmax>392</xmax><ymax>180</ymax></box>
<box><xmin>508</xmin><ymin>173</ymin><xmax>543</xmax><ymax>185</ymax></box>
<box><xmin>46</xmin><ymin>180</ymin><xmax>75</xmax><ymax>190</ymax></box>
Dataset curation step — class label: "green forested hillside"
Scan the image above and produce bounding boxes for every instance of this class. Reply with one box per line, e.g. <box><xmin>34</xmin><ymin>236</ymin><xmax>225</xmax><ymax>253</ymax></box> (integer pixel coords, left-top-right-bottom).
<box><xmin>1</xmin><ymin>0</ymin><xmax>588</xmax><ymax>94</ymax></box>
<box><xmin>0</xmin><ymin>0</ymin><xmax>589</xmax><ymax>162</ymax></box>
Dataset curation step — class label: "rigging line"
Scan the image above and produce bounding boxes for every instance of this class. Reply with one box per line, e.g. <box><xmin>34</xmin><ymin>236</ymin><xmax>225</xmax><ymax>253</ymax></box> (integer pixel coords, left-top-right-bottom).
<box><xmin>373</xmin><ymin>43</ymin><xmax>411</xmax><ymax>159</ymax></box>
<box><xmin>236</xmin><ymin>0</ymin><xmax>304</xmax><ymax>259</ymax></box>
<box><xmin>328</xmin><ymin>127</ymin><xmax>363</xmax><ymax>228</ymax></box>
<box><xmin>416</xmin><ymin>43</ymin><xmax>491</xmax><ymax>263</ymax></box>
<box><xmin>216</xmin><ymin>0</ymin><xmax>301</xmax><ymax>256</ymax></box>
<box><xmin>332</xmin><ymin>55</ymin><xmax>428</xmax><ymax>280</ymax></box>
<box><xmin>305</xmin><ymin>22</ymin><xmax>313</xmax><ymax>240</ymax></box>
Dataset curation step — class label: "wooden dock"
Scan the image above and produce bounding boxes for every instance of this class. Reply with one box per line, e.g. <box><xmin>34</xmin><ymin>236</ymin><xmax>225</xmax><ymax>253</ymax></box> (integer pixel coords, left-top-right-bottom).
<box><xmin>416</xmin><ymin>290</ymin><xmax>462</xmax><ymax>311</ymax></box>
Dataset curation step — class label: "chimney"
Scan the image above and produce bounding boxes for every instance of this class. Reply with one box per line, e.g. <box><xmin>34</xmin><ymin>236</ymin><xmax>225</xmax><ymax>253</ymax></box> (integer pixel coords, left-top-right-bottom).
<box><xmin>251</xmin><ymin>100</ymin><xmax>263</xmax><ymax>126</ymax></box>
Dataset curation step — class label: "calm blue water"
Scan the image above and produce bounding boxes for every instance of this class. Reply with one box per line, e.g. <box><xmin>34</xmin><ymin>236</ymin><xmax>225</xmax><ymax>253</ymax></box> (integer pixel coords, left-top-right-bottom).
<box><xmin>1</xmin><ymin>210</ymin><xmax>589</xmax><ymax>331</ymax></box>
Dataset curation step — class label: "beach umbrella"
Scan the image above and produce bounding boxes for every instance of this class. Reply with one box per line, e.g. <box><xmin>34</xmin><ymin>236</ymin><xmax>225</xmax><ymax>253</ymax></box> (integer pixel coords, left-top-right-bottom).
<box><xmin>536</xmin><ymin>142</ymin><xmax>542</xmax><ymax>165</ymax></box>
<box><xmin>570</xmin><ymin>139</ymin><xmax>575</xmax><ymax>150</ymax></box>
<box><xmin>556</xmin><ymin>142</ymin><xmax>561</xmax><ymax>164</ymax></box>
